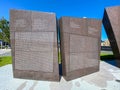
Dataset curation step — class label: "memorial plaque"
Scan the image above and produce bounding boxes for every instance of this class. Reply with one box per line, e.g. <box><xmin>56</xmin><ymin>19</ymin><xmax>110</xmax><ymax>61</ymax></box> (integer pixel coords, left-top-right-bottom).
<box><xmin>10</xmin><ymin>10</ymin><xmax>59</xmax><ymax>81</ymax></box>
<box><xmin>59</xmin><ymin>17</ymin><xmax>101</xmax><ymax>81</ymax></box>
<box><xmin>102</xmin><ymin>6</ymin><xmax>120</xmax><ymax>67</ymax></box>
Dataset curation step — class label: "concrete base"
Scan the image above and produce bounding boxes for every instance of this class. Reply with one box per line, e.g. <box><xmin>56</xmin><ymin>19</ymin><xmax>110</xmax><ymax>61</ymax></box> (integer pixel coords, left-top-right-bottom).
<box><xmin>0</xmin><ymin>61</ymin><xmax>120</xmax><ymax>90</ymax></box>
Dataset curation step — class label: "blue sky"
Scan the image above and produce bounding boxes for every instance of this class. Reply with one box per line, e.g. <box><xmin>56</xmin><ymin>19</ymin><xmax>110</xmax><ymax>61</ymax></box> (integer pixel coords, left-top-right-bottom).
<box><xmin>0</xmin><ymin>0</ymin><xmax>120</xmax><ymax>41</ymax></box>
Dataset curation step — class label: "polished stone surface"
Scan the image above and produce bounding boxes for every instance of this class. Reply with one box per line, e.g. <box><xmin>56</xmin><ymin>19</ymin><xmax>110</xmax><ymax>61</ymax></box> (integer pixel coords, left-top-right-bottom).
<box><xmin>60</xmin><ymin>17</ymin><xmax>101</xmax><ymax>81</ymax></box>
<box><xmin>102</xmin><ymin>6</ymin><xmax>120</xmax><ymax>67</ymax></box>
<box><xmin>10</xmin><ymin>10</ymin><xmax>59</xmax><ymax>81</ymax></box>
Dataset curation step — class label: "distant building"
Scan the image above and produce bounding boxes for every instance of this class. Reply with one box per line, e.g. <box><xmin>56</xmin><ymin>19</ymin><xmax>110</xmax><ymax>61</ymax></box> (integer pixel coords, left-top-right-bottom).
<box><xmin>101</xmin><ymin>39</ymin><xmax>110</xmax><ymax>46</ymax></box>
<box><xmin>101</xmin><ymin>39</ymin><xmax>111</xmax><ymax>51</ymax></box>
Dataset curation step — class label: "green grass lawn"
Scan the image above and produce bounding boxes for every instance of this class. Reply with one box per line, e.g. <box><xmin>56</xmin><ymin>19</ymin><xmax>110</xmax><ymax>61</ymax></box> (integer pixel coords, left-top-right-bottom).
<box><xmin>100</xmin><ymin>52</ymin><xmax>115</xmax><ymax>60</ymax></box>
<box><xmin>58</xmin><ymin>51</ymin><xmax>61</xmax><ymax>64</ymax></box>
<box><xmin>100</xmin><ymin>52</ymin><xmax>113</xmax><ymax>56</ymax></box>
<box><xmin>0</xmin><ymin>56</ymin><xmax>12</xmax><ymax>67</ymax></box>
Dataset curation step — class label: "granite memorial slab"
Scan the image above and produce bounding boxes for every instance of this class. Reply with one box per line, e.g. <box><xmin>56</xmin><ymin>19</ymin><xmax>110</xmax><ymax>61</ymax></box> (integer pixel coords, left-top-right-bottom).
<box><xmin>10</xmin><ymin>9</ymin><xmax>59</xmax><ymax>81</ymax></box>
<box><xmin>59</xmin><ymin>17</ymin><xmax>101</xmax><ymax>81</ymax></box>
<box><xmin>102</xmin><ymin>6</ymin><xmax>120</xmax><ymax>67</ymax></box>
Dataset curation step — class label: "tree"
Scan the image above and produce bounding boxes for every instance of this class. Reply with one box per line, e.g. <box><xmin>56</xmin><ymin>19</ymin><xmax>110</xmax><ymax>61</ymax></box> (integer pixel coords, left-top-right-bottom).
<box><xmin>0</xmin><ymin>17</ymin><xmax>10</xmax><ymax>45</ymax></box>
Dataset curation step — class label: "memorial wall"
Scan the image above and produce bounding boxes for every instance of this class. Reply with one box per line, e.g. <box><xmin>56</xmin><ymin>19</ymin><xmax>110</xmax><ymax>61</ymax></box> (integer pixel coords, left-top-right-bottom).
<box><xmin>59</xmin><ymin>17</ymin><xmax>101</xmax><ymax>80</ymax></box>
<box><xmin>10</xmin><ymin>10</ymin><xmax>59</xmax><ymax>81</ymax></box>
